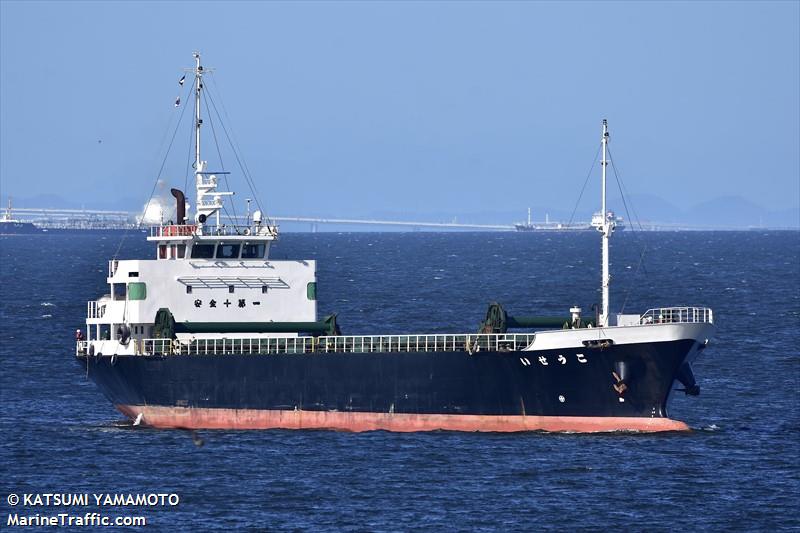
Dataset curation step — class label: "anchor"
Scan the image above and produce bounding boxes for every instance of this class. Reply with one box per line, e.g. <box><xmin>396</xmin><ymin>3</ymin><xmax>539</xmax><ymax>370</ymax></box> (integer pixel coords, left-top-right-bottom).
<box><xmin>612</xmin><ymin>360</ymin><xmax>628</xmax><ymax>395</ymax></box>
<box><xmin>675</xmin><ymin>362</ymin><xmax>701</xmax><ymax>396</ymax></box>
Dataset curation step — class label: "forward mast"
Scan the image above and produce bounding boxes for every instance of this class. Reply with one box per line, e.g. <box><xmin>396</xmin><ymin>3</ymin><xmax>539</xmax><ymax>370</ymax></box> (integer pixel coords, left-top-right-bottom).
<box><xmin>595</xmin><ymin>119</ymin><xmax>616</xmax><ymax>327</ymax></box>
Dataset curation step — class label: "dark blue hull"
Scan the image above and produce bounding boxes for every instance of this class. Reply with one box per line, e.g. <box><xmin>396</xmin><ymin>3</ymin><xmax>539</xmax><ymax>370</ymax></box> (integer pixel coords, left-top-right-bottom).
<box><xmin>77</xmin><ymin>338</ymin><xmax>700</xmax><ymax>431</ymax></box>
<box><xmin>0</xmin><ymin>221</ymin><xmax>42</xmax><ymax>234</ymax></box>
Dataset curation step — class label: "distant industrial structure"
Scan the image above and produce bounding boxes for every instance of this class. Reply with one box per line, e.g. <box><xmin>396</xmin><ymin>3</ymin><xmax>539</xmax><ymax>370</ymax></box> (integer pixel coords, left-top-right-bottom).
<box><xmin>10</xmin><ymin>207</ymin><xmax>514</xmax><ymax>231</ymax></box>
<box><xmin>11</xmin><ymin>207</ymin><xmax>138</xmax><ymax>230</ymax></box>
<box><xmin>7</xmin><ymin>207</ymin><xmax>775</xmax><ymax>232</ymax></box>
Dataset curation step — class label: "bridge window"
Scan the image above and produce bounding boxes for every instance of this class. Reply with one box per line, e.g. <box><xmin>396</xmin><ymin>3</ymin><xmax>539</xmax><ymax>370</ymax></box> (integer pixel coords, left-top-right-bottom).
<box><xmin>176</xmin><ymin>244</ymin><xmax>186</xmax><ymax>259</ymax></box>
<box><xmin>216</xmin><ymin>243</ymin><xmax>240</xmax><ymax>259</ymax></box>
<box><xmin>128</xmin><ymin>283</ymin><xmax>147</xmax><ymax>300</ymax></box>
<box><xmin>190</xmin><ymin>244</ymin><xmax>215</xmax><ymax>258</ymax></box>
<box><xmin>158</xmin><ymin>245</ymin><xmax>167</xmax><ymax>259</ymax></box>
<box><xmin>113</xmin><ymin>284</ymin><xmax>126</xmax><ymax>301</ymax></box>
<box><xmin>241</xmin><ymin>243</ymin><xmax>266</xmax><ymax>259</ymax></box>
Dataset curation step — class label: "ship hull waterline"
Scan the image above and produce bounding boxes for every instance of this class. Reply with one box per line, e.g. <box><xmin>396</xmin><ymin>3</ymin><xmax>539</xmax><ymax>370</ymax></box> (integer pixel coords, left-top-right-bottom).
<box><xmin>78</xmin><ymin>338</ymin><xmax>701</xmax><ymax>433</ymax></box>
<box><xmin>114</xmin><ymin>405</ymin><xmax>688</xmax><ymax>433</ymax></box>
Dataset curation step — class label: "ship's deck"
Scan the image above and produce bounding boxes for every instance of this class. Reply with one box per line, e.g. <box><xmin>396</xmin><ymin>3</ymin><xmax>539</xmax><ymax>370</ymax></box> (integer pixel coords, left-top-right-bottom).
<box><xmin>77</xmin><ymin>307</ymin><xmax>712</xmax><ymax>357</ymax></box>
<box><xmin>79</xmin><ymin>333</ymin><xmax>537</xmax><ymax>357</ymax></box>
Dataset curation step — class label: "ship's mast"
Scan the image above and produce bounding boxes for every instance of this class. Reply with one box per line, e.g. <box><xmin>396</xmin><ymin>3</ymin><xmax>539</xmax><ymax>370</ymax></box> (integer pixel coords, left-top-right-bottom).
<box><xmin>189</xmin><ymin>53</ymin><xmax>229</xmax><ymax>231</ymax></box>
<box><xmin>194</xmin><ymin>52</ymin><xmax>202</xmax><ymax>172</ymax></box>
<box><xmin>599</xmin><ymin>119</ymin><xmax>613</xmax><ymax>327</ymax></box>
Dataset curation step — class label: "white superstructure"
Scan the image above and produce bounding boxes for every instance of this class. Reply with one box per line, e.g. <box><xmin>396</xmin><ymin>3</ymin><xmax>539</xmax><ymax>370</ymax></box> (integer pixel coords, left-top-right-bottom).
<box><xmin>84</xmin><ymin>53</ymin><xmax>317</xmax><ymax>353</ymax></box>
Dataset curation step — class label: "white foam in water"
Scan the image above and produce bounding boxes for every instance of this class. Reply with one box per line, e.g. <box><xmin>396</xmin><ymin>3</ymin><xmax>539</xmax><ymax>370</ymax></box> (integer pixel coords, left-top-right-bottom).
<box><xmin>40</xmin><ymin>302</ymin><xmax>56</xmax><ymax>307</ymax></box>
<box><xmin>693</xmin><ymin>424</ymin><xmax>722</xmax><ymax>432</ymax></box>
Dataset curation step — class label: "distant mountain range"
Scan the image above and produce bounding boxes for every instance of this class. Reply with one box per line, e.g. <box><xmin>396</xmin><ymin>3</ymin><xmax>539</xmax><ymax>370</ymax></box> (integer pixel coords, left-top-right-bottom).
<box><xmin>6</xmin><ymin>193</ymin><xmax>799</xmax><ymax>229</ymax></box>
<box><xmin>606</xmin><ymin>194</ymin><xmax>799</xmax><ymax>229</ymax></box>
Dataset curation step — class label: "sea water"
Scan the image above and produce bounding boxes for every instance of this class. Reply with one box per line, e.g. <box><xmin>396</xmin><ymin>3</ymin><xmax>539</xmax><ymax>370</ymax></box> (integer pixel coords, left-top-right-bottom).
<box><xmin>1</xmin><ymin>231</ymin><xmax>798</xmax><ymax>530</ymax></box>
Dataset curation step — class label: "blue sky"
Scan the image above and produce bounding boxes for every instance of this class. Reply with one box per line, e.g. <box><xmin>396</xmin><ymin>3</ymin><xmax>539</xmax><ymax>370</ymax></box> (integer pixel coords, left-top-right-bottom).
<box><xmin>1</xmin><ymin>1</ymin><xmax>798</xmax><ymax>223</ymax></box>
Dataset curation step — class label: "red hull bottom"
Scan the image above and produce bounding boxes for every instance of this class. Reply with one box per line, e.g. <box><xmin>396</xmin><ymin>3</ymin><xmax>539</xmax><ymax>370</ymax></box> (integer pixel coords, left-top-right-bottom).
<box><xmin>117</xmin><ymin>405</ymin><xmax>690</xmax><ymax>433</ymax></box>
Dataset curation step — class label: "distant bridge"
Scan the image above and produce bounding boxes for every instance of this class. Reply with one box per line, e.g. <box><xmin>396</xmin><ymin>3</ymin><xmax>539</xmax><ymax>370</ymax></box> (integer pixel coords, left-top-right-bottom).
<box><xmin>10</xmin><ymin>207</ymin><xmax>516</xmax><ymax>231</ymax></box>
<box><xmin>10</xmin><ymin>207</ymin><xmax>760</xmax><ymax>232</ymax></box>
<box><xmin>270</xmin><ymin>216</ymin><xmax>513</xmax><ymax>231</ymax></box>
<box><xmin>12</xmin><ymin>207</ymin><xmax>139</xmax><ymax>230</ymax></box>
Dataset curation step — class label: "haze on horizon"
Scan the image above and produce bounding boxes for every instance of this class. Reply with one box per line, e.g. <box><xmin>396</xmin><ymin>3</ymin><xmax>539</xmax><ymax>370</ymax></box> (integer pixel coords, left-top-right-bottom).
<box><xmin>1</xmin><ymin>1</ymin><xmax>798</xmax><ymax>227</ymax></box>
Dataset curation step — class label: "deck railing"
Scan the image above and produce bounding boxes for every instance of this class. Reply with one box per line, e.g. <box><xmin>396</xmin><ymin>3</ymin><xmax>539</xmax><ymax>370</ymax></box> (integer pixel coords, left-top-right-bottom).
<box><xmin>86</xmin><ymin>301</ymin><xmax>105</xmax><ymax>319</ymax></box>
<box><xmin>148</xmin><ymin>224</ymin><xmax>276</xmax><ymax>238</ymax></box>
<box><xmin>76</xmin><ymin>333</ymin><xmax>536</xmax><ymax>357</ymax></box>
<box><xmin>149</xmin><ymin>225</ymin><xmax>197</xmax><ymax>238</ymax></box>
<box><xmin>639</xmin><ymin>307</ymin><xmax>713</xmax><ymax>325</ymax></box>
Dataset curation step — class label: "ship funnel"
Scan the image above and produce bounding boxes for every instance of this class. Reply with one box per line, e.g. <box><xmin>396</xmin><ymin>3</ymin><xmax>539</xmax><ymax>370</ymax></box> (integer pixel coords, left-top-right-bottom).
<box><xmin>171</xmin><ymin>188</ymin><xmax>186</xmax><ymax>224</ymax></box>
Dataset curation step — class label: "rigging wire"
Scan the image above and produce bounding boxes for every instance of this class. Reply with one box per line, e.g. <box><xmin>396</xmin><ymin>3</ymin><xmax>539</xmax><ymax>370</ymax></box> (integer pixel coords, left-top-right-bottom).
<box><xmin>205</xmin><ymin>74</ymin><xmax>259</xmax><ymax>188</ymax></box>
<box><xmin>182</xmin><ymin>87</ymin><xmax>198</xmax><ymax>203</ymax></box>
<box><xmin>112</xmin><ymin>81</ymin><xmax>193</xmax><ymax>261</ymax></box>
<box><xmin>204</xmin><ymin>80</ymin><xmax>263</xmax><ymax>213</ymax></box>
<box><xmin>607</xmin><ymin>145</ymin><xmax>646</xmax><ymax>231</ymax></box>
<box><xmin>204</xmin><ymin>84</ymin><xmax>263</xmax><ymax>227</ymax></box>
<box><xmin>205</xmin><ymin>73</ymin><xmax>271</xmax><ymax>225</ymax></box>
<box><xmin>606</xmin><ymin>145</ymin><xmax>649</xmax><ymax>313</ymax></box>
<box><xmin>565</xmin><ymin>144</ymin><xmax>602</xmax><ymax>228</ymax></box>
<box><xmin>202</xmin><ymin>87</ymin><xmax>240</xmax><ymax>227</ymax></box>
<box><xmin>543</xmin><ymin>144</ymin><xmax>602</xmax><ymax>299</ymax></box>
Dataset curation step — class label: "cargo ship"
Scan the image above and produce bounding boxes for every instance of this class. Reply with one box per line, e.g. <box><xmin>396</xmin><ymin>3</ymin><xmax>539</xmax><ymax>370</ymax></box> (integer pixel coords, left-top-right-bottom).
<box><xmin>0</xmin><ymin>198</ymin><xmax>42</xmax><ymax>235</ymax></box>
<box><xmin>75</xmin><ymin>54</ymin><xmax>715</xmax><ymax>432</ymax></box>
<box><xmin>514</xmin><ymin>208</ymin><xmax>626</xmax><ymax>232</ymax></box>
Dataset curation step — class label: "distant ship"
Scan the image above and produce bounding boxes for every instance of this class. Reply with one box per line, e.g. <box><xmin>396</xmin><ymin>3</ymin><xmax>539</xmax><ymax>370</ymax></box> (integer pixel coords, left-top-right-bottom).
<box><xmin>0</xmin><ymin>199</ymin><xmax>42</xmax><ymax>235</ymax></box>
<box><xmin>514</xmin><ymin>208</ymin><xmax>625</xmax><ymax>232</ymax></box>
<box><xmin>76</xmin><ymin>56</ymin><xmax>714</xmax><ymax>433</ymax></box>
